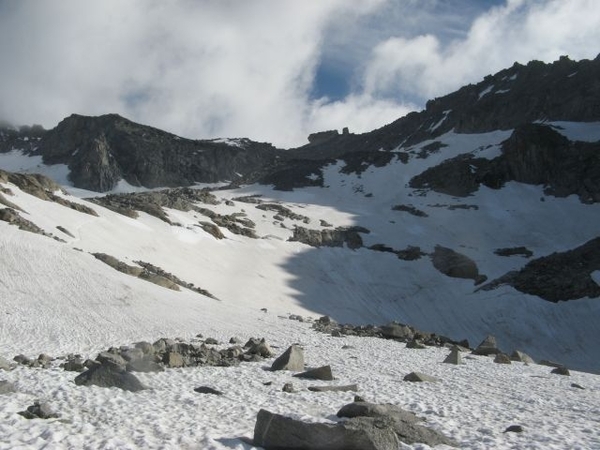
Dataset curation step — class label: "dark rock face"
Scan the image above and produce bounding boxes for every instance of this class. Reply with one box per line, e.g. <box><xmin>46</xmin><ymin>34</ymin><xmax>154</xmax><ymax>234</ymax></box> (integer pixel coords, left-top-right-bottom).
<box><xmin>18</xmin><ymin>401</ymin><xmax>59</xmax><ymax>419</ymax></box>
<box><xmin>481</xmin><ymin>237</ymin><xmax>600</xmax><ymax>302</ymax></box>
<box><xmin>431</xmin><ymin>245</ymin><xmax>487</xmax><ymax>285</ymax></box>
<box><xmin>34</xmin><ymin>113</ymin><xmax>282</xmax><ymax>192</ymax></box>
<box><xmin>410</xmin><ymin>124</ymin><xmax>600</xmax><ymax>204</ymax></box>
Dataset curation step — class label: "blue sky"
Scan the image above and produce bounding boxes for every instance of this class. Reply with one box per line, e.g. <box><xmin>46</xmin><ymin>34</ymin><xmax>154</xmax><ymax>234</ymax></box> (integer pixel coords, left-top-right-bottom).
<box><xmin>0</xmin><ymin>0</ymin><xmax>598</xmax><ymax>147</ymax></box>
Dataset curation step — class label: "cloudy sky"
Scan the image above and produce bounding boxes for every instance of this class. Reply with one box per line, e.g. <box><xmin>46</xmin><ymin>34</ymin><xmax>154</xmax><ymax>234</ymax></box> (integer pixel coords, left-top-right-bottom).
<box><xmin>1</xmin><ymin>0</ymin><xmax>599</xmax><ymax>148</ymax></box>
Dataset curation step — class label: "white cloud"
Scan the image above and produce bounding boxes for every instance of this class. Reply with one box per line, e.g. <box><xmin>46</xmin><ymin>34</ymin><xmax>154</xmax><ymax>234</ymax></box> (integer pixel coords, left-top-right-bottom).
<box><xmin>362</xmin><ymin>0</ymin><xmax>600</xmax><ymax>100</ymax></box>
<box><xmin>0</xmin><ymin>0</ymin><xmax>598</xmax><ymax>148</ymax></box>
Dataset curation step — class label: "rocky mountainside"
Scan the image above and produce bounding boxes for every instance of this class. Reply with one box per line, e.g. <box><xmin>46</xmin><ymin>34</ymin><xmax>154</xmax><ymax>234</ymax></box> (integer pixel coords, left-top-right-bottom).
<box><xmin>1</xmin><ymin>54</ymin><xmax>600</xmax><ymax>374</ymax></box>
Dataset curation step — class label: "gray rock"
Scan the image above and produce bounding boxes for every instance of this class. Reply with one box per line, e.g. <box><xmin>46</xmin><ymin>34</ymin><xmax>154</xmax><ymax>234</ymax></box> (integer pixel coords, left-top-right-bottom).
<box><xmin>61</xmin><ymin>357</ymin><xmax>86</xmax><ymax>372</ymax></box>
<box><xmin>494</xmin><ymin>353</ymin><xmax>512</xmax><ymax>364</ymax></box>
<box><xmin>473</xmin><ymin>335</ymin><xmax>500</xmax><ymax>356</ymax></box>
<box><xmin>571</xmin><ymin>383</ymin><xmax>585</xmax><ymax>389</ymax></box>
<box><xmin>96</xmin><ymin>351</ymin><xmax>127</xmax><ymax>369</ymax></box>
<box><xmin>135</xmin><ymin>341</ymin><xmax>155</xmax><ymax>355</ymax></box>
<box><xmin>18</xmin><ymin>401</ymin><xmax>59</xmax><ymax>419</ymax></box>
<box><xmin>293</xmin><ymin>365</ymin><xmax>334</xmax><ymax>381</ymax></box>
<box><xmin>121</xmin><ymin>348</ymin><xmax>144</xmax><ymax>362</ymax></box>
<box><xmin>403</xmin><ymin>372</ymin><xmax>440</xmax><ymax>383</ymax></box>
<box><xmin>510</xmin><ymin>350</ymin><xmax>535</xmax><ymax>364</ymax></box>
<box><xmin>431</xmin><ymin>245</ymin><xmax>487</xmax><ymax>284</ymax></box>
<box><xmin>13</xmin><ymin>354</ymin><xmax>32</xmax><ymax>366</ymax></box>
<box><xmin>126</xmin><ymin>356</ymin><xmax>164</xmax><ymax>373</ymax></box>
<box><xmin>271</xmin><ymin>345</ymin><xmax>304</xmax><ymax>371</ymax></box>
<box><xmin>74</xmin><ymin>364</ymin><xmax>147</xmax><ymax>392</ymax></box>
<box><xmin>0</xmin><ymin>355</ymin><xmax>15</xmax><ymax>371</ymax></box>
<box><xmin>337</xmin><ymin>402</ymin><xmax>456</xmax><ymax>446</ymax></box>
<box><xmin>246</xmin><ymin>339</ymin><xmax>274</xmax><ymax>358</ymax></box>
<box><xmin>282</xmin><ymin>383</ymin><xmax>295</xmax><ymax>393</ymax></box>
<box><xmin>443</xmin><ymin>347</ymin><xmax>463</xmax><ymax>365</ymax></box>
<box><xmin>0</xmin><ymin>380</ymin><xmax>16</xmax><ymax>395</ymax></box>
<box><xmin>504</xmin><ymin>425</ymin><xmax>524</xmax><ymax>433</ymax></box>
<box><xmin>194</xmin><ymin>386</ymin><xmax>223</xmax><ymax>395</ymax></box>
<box><xmin>163</xmin><ymin>351</ymin><xmax>185</xmax><ymax>368</ymax></box>
<box><xmin>308</xmin><ymin>384</ymin><xmax>358</xmax><ymax>392</ymax></box>
<box><xmin>551</xmin><ymin>366</ymin><xmax>571</xmax><ymax>376</ymax></box>
<box><xmin>253</xmin><ymin>409</ymin><xmax>400</xmax><ymax>450</ymax></box>
<box><xmin>406</xmin><ymin>340</ymin><xmax>427</xmax><ymax>349</ymax></box>
<box><xmin>381</xmin><ymin>322</ymin><xmax>414</xmax><ymax>341</ymax></box>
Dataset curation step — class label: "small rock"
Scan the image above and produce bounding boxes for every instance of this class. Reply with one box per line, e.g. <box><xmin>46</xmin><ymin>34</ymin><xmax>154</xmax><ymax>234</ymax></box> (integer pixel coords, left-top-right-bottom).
<box><xmin>504</xmin><ymin>425</ymin><xmax>524</xmax><ymax>433</ymax></box>
<box><xmin>354</xmin><ymin>395</ymin><xmax>366</xmax><ymax>402</ymax></box>
<box><xmin>403</xmin><ymin>372</ymin><xmax>439</xmax><ymax>383</ymax></box>
<box><xmin>571</xmin><ymin>383</ymin><xmax>585</xmax><ymax>390</ymax></box>
<box><xmin>551</xmin><ymin>366</ymin><xmax>570</xmax><ymax>376</ymax></box>
<box><xmin>406</xmin><ymin>339</ymin><xmax>426</xmax><ymax>349</ymax></box>
<box><xmin>204</xmin><ymin>337</ymin><xmax>219</xmax><ymax>345</ymax></box>
<box><xmin>0</xmin><ymin>355</ymin><xmax>16</xmax><ymax>371</ymax></box>
<box><xmin>17</xmin><ymin>401</ymin><xmax>59</xmax><ymax>420</ymax></box>
<box><xmin>494</xmin><ymin>353</ymin><xmax>512</xmax><ymax>364</ymax></box>
<box><xmin>194</xmin><ymin>386</ymin><xmax>223</xmax><ymax>395</ymax></box>
<box><xmin>443</xmin><ymin>347</ymin><xmax>463</xmax><ymax>365</ymax></box>
<box><xmin>510</xmin><ymin>350</ymin><xmax>535</xmax><ymax>364</ymax></box>
<box><xmin>13</xmin><ymin>354</ymin><xmax>32</xmax><ymax>366</ymax></box>
<box><xmin>473</xmin><ymin>335</ymin><xmax>500</xmax><ymax>356</ymax></box>
<box><xmin>282</xmin><ymin>382</ymin><xmax>295</xmax><ymax>393</ymax></box>
<box><xmin>308</xmin><ymin>384</ymin><xmax>358</xmax><ymax>392</ymax></box>
<box><xmin>293</xmin><ymin>365</ymin><xmax>333</xmax><ymax>381</ymax></box>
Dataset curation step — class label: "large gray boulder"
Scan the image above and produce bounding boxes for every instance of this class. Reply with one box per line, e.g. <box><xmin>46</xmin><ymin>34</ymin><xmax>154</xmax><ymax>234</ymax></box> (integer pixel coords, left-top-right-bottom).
<box><xmin>511</xmin><ymin>350</ymin><xmax>535</xmax><ymax>364</ymax></box>
<box><xmin>253</xmin><ymin>409</ymin><xmax>400</xmax><ymax>450</ymax></box>
<box><xmin>74</xmin><ymin>363</ymin><xmax>147</xmax><ymax>392</ymax></box>
<box><xmin>443</xmin><ymin>347</ymin><xmax>463</xmax><ymax>365</ymax></box>
<box><xmin>337</xmin><ymin>401</ymin><xmax>456</xmax><ymax>447</ymax></box>
<box><xmin>271</xmin><ymin>345</ymin><xmax>304</xmax><ymax>371</ymax></box>
<box><xmin>380</xmin><ymin>322</ymin><xmax>414</xmax><ymax>341</ymax></box>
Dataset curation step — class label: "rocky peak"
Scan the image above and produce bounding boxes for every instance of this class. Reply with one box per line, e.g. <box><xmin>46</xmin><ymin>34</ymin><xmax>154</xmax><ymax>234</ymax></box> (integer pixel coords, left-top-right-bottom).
<box><xmin>33</xmin><ymin>114</ymin><xmax>283</xmax><ymax>192</ymax></box>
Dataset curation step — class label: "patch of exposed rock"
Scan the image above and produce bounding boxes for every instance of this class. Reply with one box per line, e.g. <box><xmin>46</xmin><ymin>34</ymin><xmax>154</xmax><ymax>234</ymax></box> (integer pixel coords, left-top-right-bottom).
<box><xmin>0</xmin><ymin>207</ymin><xmax>65</xmax><ymax>242</ymax></box>
<box><xmin>92</xmin><ymin>253</ymin><xmax>217</xmax><ymax>298</ymax></box>
<box><xmin>289</xmin><ymin>225</ymin><xmax>370</xmax><ymax>249</ymax></box>
<box><xmin>494</xmin><ymin>246</ymin><xmax>533</xmax><ymax>258</ymax></box>
<box><xmin>256</xmin><ymin>203</ymin><xmax>310</xmax><ymax>223</ymax></box>
<box><xmin>410</xmin><ymin>124</ymin><xmax>600</xmax><ymax>204</ymax></box>
<box><xmin>480</xmin><ymin>237</ymin><xmax>600</xmax><ymax>302</ymax></box>
<box><xmin>391</xmin><ymin>204</ymin><xmax>428</xmax><ymax>217</ymax></box>
<box><xmin>431</xmin><ymin>245</ymin><xmax>487</xmax><ymax>285</ymax></box>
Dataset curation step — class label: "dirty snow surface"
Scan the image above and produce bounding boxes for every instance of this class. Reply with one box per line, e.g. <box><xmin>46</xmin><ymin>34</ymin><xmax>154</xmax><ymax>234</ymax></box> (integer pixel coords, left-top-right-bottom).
<box><xmin>1</xmin><ymin>127</ymin><xmax>600</xmax><ymax>449</ymax></box>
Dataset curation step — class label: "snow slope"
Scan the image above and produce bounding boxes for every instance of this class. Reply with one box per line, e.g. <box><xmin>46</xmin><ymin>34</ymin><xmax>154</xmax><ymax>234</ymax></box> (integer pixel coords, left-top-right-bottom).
<box><xmin>1</xmin><ymin>125</ymin><xmax>600</xmax><ymax>448</ymax></box>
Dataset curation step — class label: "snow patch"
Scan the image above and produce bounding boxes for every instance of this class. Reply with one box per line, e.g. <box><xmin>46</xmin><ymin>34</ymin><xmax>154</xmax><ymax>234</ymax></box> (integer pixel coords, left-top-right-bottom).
<box><xmin>478</xmin><ymin>85</ymin><xmax>494</xmax><ymax>99</ymax></box>
<box><xmin>546</xmin><ymin>121</ymin><xmax>600</xmax><ymax>142</ymax></box>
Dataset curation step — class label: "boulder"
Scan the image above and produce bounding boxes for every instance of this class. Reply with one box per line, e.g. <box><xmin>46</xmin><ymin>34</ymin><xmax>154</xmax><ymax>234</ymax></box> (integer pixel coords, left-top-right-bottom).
<box><xmin>510</xmin><ymin>350</ymin><xmax>535</xmax><ymax>364</ymax></box>
<box><xmin>337</xmin><ymin>401</ymin><xmax>456</xmax><ymax>446</ymax></box>
<box><xmin>96</xmin><ymin>351</ymin><xmax>127</xmax><ymax>368</ymax></box>
<box><xmin>494</xmin><ymin>353</ymin><xmax>512</xmax><ymax>364</ymax></box>
<box><xmin>381</xmin><ymin>322</ymin><xmax>414</xmax><ymax>341</ymax></box>
<box><xmin>443</xmin><ymin>347</ymin><xmax>463</xmax><ymax>365</ymax></box>
<box><xmin>431</xmin><ymin>245</ymin><xmax>487</xmax><ymax>284</ymax></box>
<box><xmin>163</xmin><ymin>351</ymin><xmax>185</xmax><ymax>368</ymax></box>
<box><xmin>551</xmin><ymin>366</ymin><xmax>571</xmax><ymax>376</ymax></box>
<box><xmin>126</xmin><ymin>356</ymin><xmax>164</xmax><ymax>373</ymax></box>
<box><xmin>403</xmin><ymin>372</ymin><xmax>439</xmax><ymax>383</ymax></box>
<box><xmin>282</xmin><ymin>383</ymin><xmax>295</xmax><ymax>393</ymax></box>
<box><xmin>246</xmin><ymin>339</ymin><xmax>274</xmax><ymax>358</ymax></box>
<box><xmin>473</xmin><ymin>335</ymin><xmax>500</xmax><ymax>356</ymax></box>
<box><xmin>74</xmin><ymin>363</ymin><xmax>147</xmax><ymax>392</ymax></box>
<box><xmin>406</xmin><ymin>340</ymin><xmax>427</xmax><ymax>349</ymax></box>
<box><xmin>271</xmin><ymin>345</ymin><xmax>304</xmax><ymax>371</ymax></box>
<box><xmin>253</xmin><ymin>409</ymin><xmax>400</xmax><ymax>450</ymax></box>
<box><xmin>293</xmin><ymin>365</ymin><xmax>334</xmax><ymax>381</ymax></box>
<box><xmin>17</xmin><ymin>401</ymin><xmax>59</xmax><ymax>419</ymax></box>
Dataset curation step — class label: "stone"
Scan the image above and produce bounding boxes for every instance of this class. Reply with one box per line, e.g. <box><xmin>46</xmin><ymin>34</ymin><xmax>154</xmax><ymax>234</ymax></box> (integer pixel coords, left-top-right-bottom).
<box><xmin>96</xmin><ymin>351</ymin><xmax>127</xmax><ymax>369</ymax></box>
<box><xmin>293</xmin><ymin>365</ymin><xmax>334</xmax><ymax>381</ymax></box>
<box><xmin>282</xmin><ymin>383</ymin><xmax>295</xmax><ymax>393</ymax></box>
<box><xmin>551</xmin><ymin>366</ymin><xmax>571</xmax><ymax>376</ymax></box>
<box><xmin>74</xmin><ymin>364</ymin><xmax>147</xmax><ymax>392</ymax></box>
<box><xmin>443</xmin><ymin>347</ymin><xmax>463</xmax><ymax>365</ymax></box>
<box><xmin>13</xmin><ymin>354</ymin><xmax>32</xmax><ymax>366</ymax></box>
<box><xmin>253</xmin><ymin>409</ymin><xmax>399</xmax><ymax>450</ymax></box>
<box><xmin>0</xmin><ymin>380</ymin><xmax>16</xmax><ymax>395</ymax></box>
<box><xmin>473</xmin><ymin>335</ymin><xmax>500</xmax><ymax>356</ymax></box>
<box><xmin>337</xmin><ymin>401</ymin><xmax>456</xmax><ymax>447</ymax></box>
<box><xmin>61</xmin><ymin>357</ymin><xmax>86</xmax><ymax>372</ymax></box>
<box><xmin>308</xmin><ymin>384</ymin><xmax>358</xmax><ymax>392</ymax></box>
<box><xmin>431</xmin><ymin>245</ymin><xmax>486</xmax><ymax>284</ymax></box>
<box><xmin>126</xmin><ymin>357</ymin><xmax>164</xmax><ymax>373</ymax></box>
<box><xmin>246</xmin><ymin>339</ymin><xmax>274</xmax><ymax>358</ymax></box>
<box><xmin>271</xmin><ymin>345</ymin><xmax>304</xmax><ymax>372</ymax></box>
<box><xmin>571</xmin><ymin>383</ymin><xmax>585</xmax><ymax>389</ymax></box>
<box><xmin>18</xmin><ymin>401</ymin><xmax>59</xmax><ymax>419</ymax></box>
<box><xmin>163</xmin><ymin>351</ymin><xmax>185</xmax><ymax>368</ymax></box>
<box><xmin>381</xmin><ymin>322</ymin><xmax>414</xmax><ymax>341</ymax></box>
<box><xmin>510</xmin><ymin>350</ymin><xmax>535</xmax><ymax>364</ymax></box>
<box><xmin>0</xmin><ymin>355</ymin><xmax>15</xmax><ymax>371</ymax></box>
<box><xmin>504</xmin><ymin>425</ymin><xmax>524</xmax><ymax>433</ymax></box>
<box><xmin>194</xmin><ymin>386</ymin><xmax>223</xmax><ymax>395</ymax></box>
<box><xmin>494</xmin><ymin>353</ymin><xmax>512</xmax><ymax>364</ymax></box>
<box><xmin>403</xmin><ymin>372</ymin><xmax>440</xmax><ymax>383</ymax></box>
<box><xmin>406</xmin><ymin>339</ymin><xmax>427</xmax><ymax>349</ymax></box>
<box><xmin>204</xmin><ymin>337</ymin><xmax>219</xmax><ymax>345</ymax></box>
